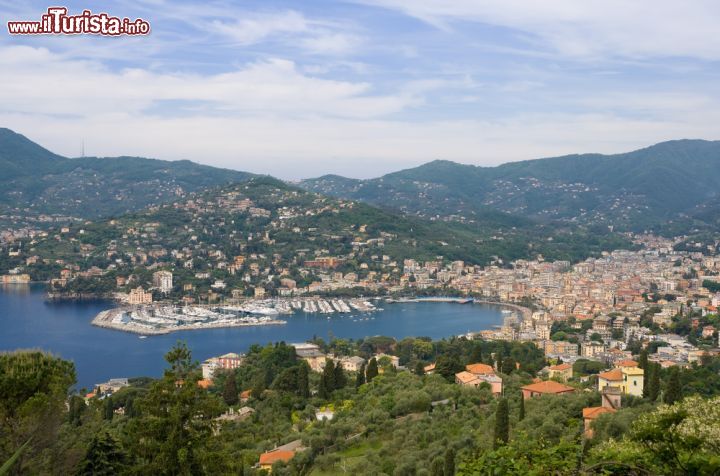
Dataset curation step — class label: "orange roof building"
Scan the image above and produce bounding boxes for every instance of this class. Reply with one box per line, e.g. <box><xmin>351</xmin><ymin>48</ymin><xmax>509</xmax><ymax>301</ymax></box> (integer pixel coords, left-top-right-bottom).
<box><xmin>617</xmin><ymin>360</ymin><xmax>638</xmax><ymax>368</ymax></box>
<box><xmin>455</xmin><ymin>370</ymin><xmax>503</xmax><ymax>395</ymax></box>
<box><xmin>597</xmin><ymin>369</ymin><xmax>623</xmax><ymax>382</ymax></box>
<box><xmin>455</xmin><ymin>371</ymin><xmax>479</xmax><ymax>385</ymax></box>
<box><xmin>521</xmin><ymin>380</ymin><xmax>575</xmax><ymax>399</ymax></box>
<box><xmin>549</xmin><ymin>363</ymin><xmax>572</xmax><ymax>371</ymax></box>
<box><xmin>582</xmin><ymin>406</ymin><xmax>616</xmax><ymax>438</ymax></box>
<box><xmin>598</xmin><ymin>365</ymin><xmax>644</xmax><ymax>397</ymax></box>
<box><xmin>258</xmin><ymin>450</ymin><xmax>295</xmax><ymax>471</ymax></box>
<box><xmin>465</xmin><ymin>363</ymin><xmax>495</xmax><ymax>375</ymax></box>
<box><xmin>547</xmin><ymin>362</ymin><xmax>573</xmax><ymax>382</ymax></box>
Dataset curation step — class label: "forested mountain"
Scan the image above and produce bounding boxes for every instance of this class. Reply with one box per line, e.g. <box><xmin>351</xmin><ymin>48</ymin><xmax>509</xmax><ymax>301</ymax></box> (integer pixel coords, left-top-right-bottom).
<box><xmin>301</xmin><ymin>140</ymin><xmax>720</xmax><ymax>234</ymax></box>
<box><xmin>0</xmin><ymin>128</ymin><xmax>254</xmax><ymax>224</ymax></box>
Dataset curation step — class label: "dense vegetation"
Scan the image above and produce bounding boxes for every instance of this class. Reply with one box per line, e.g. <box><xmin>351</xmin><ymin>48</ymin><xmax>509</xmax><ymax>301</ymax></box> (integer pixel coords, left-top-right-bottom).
<box><xmin>3</xmin><ymin>335</ymin><xmax>720</xmax><ymax>475</ymax></box>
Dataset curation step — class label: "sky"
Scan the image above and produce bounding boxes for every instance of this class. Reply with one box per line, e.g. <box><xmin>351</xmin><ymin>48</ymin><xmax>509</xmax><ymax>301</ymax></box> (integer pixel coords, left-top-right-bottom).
<box><xmin>1</xmin><ymin>0</ymin><xmax>719</xmax><ymax>179</ymax></box>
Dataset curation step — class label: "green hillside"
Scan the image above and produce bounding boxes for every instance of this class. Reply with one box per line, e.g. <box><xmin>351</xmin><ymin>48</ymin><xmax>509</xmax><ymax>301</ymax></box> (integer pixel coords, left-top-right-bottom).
<box><xmin>2</xmin><ymin>177</ymin><xmax>632</xmax><ymax>286</ymax></box>
<box><xmin>301</xmin><ymin>140</ymin><xmax>720</xmax><ymax>234</ymax></box>
<box><xmin>0</xmin><ymin>128</ymin><xmax>254</xmax><ymax>224</ymax></box>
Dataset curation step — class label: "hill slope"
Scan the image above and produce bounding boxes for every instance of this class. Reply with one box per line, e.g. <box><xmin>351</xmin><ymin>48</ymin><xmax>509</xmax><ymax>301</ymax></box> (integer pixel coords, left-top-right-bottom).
<box><xmin>3</xmin><ymin>177</ymin><xmax>633</xmax><ymax>285</ymax></box>
<box><xmin>301</xmin><ymin>140</ymin><xmax>720</xmax><ymax>233</ymax></box>
<box><xmin>0</xmin><ymin>128</ymin><xmax>254</xmax><ymax>224</ymax></box>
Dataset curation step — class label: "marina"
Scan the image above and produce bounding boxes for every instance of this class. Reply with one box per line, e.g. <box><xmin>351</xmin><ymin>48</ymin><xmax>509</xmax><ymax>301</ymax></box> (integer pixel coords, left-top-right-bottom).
<box><xmin>91</xmin><ymin>298</ymin><xmax>378</xmax><ymax>335</ymax></box>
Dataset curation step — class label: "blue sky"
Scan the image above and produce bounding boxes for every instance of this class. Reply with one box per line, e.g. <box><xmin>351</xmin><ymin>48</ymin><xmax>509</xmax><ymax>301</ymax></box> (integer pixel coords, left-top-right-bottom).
<box><xmin>1</xmin><ymin>0</ymin><xmax>719</xmax><ymax>178</ymax></box>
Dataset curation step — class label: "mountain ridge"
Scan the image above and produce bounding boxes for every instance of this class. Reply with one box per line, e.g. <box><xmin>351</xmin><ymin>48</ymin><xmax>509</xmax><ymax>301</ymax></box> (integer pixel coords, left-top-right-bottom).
<box><xmin>300</xmin><ymin>139</ymin><xmax>720</xmax><ymax>233</ymax></box>
<box><xmin>0</xmin><ymin>128</ymin><xmax>255</xmax><ymax>224</ymax></box>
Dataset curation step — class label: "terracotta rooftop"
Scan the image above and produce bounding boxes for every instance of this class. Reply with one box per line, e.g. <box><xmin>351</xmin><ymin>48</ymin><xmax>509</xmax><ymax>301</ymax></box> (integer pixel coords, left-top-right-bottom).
<box><xmin>259</xmin><ymin>450</ymin><xmax>295</xmax><ymax>466</ymax></box>
<box><xmin>549</xmin><ymin>363</ymin><xmax>572</xmax><ymax>371</ymax></box>
<box><xmin>598</xmin><ymin>369</ymin><xmax>623</xmax><ymax>381</ymax></box>
<box><xmin>466</xmin><ymin>363</ymin><xmax>495</xmax><ymax>375</ymax></box>
<box><xmin>455</xmin><ymin>371</ymin><xmax>479</xmax><ymax>384</ymax></box>
<box><xmin>617</xmin><ymin>360</ymin><xmax>638</xmax><ymax>367</ymax></box>
<box><xmin>583</xmin><ymin>406</ymin><xmax>616</xmax><ymax>420</ymax></box>
<box><xmin>522</xmin><ymin>380</ymin><xmax>575</xmax><ymax>394</ymax></box>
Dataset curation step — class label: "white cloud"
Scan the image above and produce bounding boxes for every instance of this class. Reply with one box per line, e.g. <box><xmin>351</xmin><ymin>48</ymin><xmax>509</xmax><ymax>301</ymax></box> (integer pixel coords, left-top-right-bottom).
<box><xmin>210</xmin><ymin>11</ymin><xmax>309</xmax><ymax>45</ymax></box>
<box><xmin>358</xmin><ymin>0</ymin><xmax>720</xmax><ymax>61</ymax></box>
<box><xmin>0</xmin><ymin>46</ymin><xmax>413</xmax><ymax>119</ymax></box>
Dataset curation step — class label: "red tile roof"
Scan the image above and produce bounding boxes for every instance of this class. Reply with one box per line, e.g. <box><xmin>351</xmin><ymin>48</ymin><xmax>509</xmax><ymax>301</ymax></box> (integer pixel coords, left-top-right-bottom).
<box><xmin>259</xmin><ymin>450</ymin><xmax>295</xmax><ymax>466</ymax></box>
<box><xmin>583</xmin><ymin>406</ymin><xmax>616</xmax><ymax>419</ymax></box>
<box><xmin>466</xmin><ymin>363</ymin><xmax>495</xmax><ymax>375</ymax></box>
<box><xmin>617</xmin><ymin>360</ymin><xmax>638</xmax><ymax>367</ymax></box>
<box><xmin>549</xmin><ymin>363</ymin><xmax>572</xmax><ymax>371</ymax></box>
<box><xmin>455</xmin><ymin>371</ymin><xmax>479</xmax><ymax>384</ymax></box>
<box><xmin>521</xmin><ymin>380</ymin><xmax>575</xmax><ymax>394</ymax></box>
<box><xmin>598</xmin><ymin>369</ymin><xmax>623</xmax><ymax>381</ymax></box>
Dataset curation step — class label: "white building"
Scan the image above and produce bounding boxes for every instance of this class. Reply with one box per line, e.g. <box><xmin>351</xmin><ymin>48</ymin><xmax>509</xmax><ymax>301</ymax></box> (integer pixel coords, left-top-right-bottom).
<box><xmin>153</xmin><ymin>270</ymin><xmax>173</xmax><ymax>294</ymax></box>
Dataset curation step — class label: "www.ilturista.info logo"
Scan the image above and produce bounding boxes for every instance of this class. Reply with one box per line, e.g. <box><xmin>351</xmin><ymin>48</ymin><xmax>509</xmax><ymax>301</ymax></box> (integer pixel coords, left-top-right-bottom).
<box><xmin>7</xmin><ymin>7</ymin><xmax>150</xmax><ymax>36</ymax></box>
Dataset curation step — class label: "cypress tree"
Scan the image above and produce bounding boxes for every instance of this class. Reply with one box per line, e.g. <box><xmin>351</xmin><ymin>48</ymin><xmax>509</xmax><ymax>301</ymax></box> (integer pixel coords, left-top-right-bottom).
<box><xmin>76</xmin><ymin>431</ymin><xmax>127</xmax><ymax>475</ymax></box>
<box><xmin>297</xmin><ymin>362</ymin><xmax>310</xmax><ymax>398</ymax></box>
<box><xmin>501</xmin><ymin>356</ymin><xmax>515</xmax><ymax>374</ymax></box>
<box><xmin>322</xmin><ymin>359</ymin><xmax>336</xmax><ymax>395</ymax></box>
<box><xmin>664</xmin><ymin>366</ymin><xmax>682</xmax><ymax>404</ymax></box>
<box><xmin>125</xmin><ymin>397</ymin><xmax>137</xmax><ymax>418</ymax></box>
<box><xmin>356</xmin><ymin>363</ymin><xmax>366</xmax><ymax>388</ymax></box>
<box><xmin>638</xmin><ymin>349</ymin><xmax>649</xmax><ymax>396</ymax></box>
<box><xmin>103</xmin><ymin>397</ymin><xmax>114</xmax><ymax>420</ymax></box>
<box><xmin>493</xmin><ymin>398</ymin><xmax>510</xmax><ymax>449</ymax></box>
<box><xmin>444</xmin><ymin>447</ymin><xmax>456</xmax><ymax>476</ymax></box>
<box><xmin>647</xmin><ymin>363</ymin><xmax>660</xmax><ymax>402</ymax></box>
<box><xmin>223</xmin><ymin>372</ymin><xmax>239</xmax><ymax>406</ymax></box>
<box><xmin>414</xmin><ymin>361</ymin><xmax>425</xmax><ymax>376</ymax></box>
<box><xmin>334</xmin><ymin>362</ymin><xmax>347</xmax><ymax>390</ymax></box>
<box><xmin>68</xmin><ymin>395</ymin><xmax>86</xmax><ymax>426</ymax></box>
<box><xmin>251</xmin><ymin>373</ymin><xmax>266</xmax><ymax>399</ymax></box>
<box><xmin>496</xmin><ymin>353</ymin><xmax>504</xmax><ymax>373</ymax></box>
<box><xmin>518</xmin><ymin>393</ymin><xmax>525</xmax><ymax>421</ymax></box>
<box><xmin>318</xmin><ymin>374</ymin><xmax>329</xmax><ymax>399</ymax></box>
<box><xmin>366</xmin><ymin>357</ymin><xmax>379</xmax><ymax>383</ymax></box>
<box><xmin>470</xmin><ymin>345</ymin><xmax>483</xmax><ymax>364</ymax></box>
<box><xmin>430</xmin><ymin>457</ymin><xmax>444</xmax><ymax>476</ymax></box>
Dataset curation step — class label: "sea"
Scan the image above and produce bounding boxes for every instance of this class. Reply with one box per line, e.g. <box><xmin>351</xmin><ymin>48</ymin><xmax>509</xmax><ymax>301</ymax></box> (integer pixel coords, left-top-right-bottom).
<box><xmin>0</xmin><ymin>284</ymin><xmax>503</xmax><ymax>389</ymax></box>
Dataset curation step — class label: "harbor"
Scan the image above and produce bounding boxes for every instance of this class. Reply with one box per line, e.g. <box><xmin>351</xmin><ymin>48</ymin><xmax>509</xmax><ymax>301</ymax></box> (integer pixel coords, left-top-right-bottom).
<box><xmin>92</xmin><ymin>307</ymin><xmax>286</xmax><ymax>335</ymax></box>
<box><xmin>91</xmin><ymin>297</ymin><xmax>379</xmax><ymax>335</ymax></box>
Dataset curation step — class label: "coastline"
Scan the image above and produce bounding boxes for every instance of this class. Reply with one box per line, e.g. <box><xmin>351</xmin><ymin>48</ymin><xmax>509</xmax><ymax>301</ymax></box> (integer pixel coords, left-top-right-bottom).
<box><xmin>386</xmin><ymin>296</ymin><xmax>532</xmax><ymax>322</ymax></box>
<box><xmin>471</xmin><ymin>300</ymin><xmax>532</xmax><ymax>321</ymax></box>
